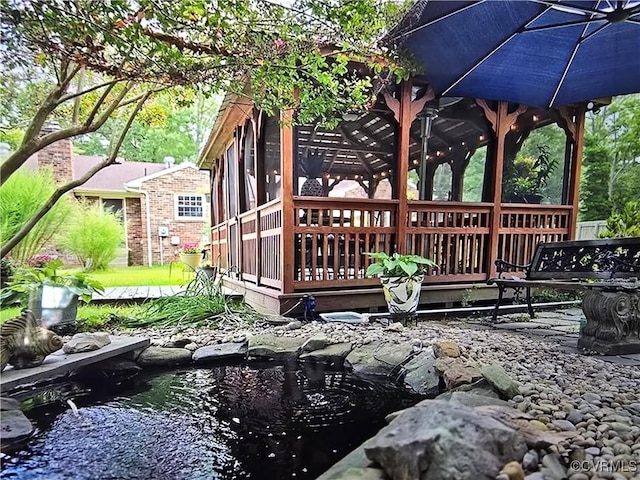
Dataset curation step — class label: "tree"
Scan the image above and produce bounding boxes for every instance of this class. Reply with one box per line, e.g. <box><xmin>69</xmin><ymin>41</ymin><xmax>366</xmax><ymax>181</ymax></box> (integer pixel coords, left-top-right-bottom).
<box><xmin>0</xmin><ymin>0</ymin><xmax>409</xmax><ymax>258</ymax></box>
<box><xmin>580</xmin><ymin>137</ymin><xmax>613</xmax><ymax>221</ymax></box>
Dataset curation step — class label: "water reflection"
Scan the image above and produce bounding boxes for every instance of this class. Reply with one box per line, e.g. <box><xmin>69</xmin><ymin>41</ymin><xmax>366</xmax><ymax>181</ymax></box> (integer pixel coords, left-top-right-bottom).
<box><xmin>2</xmin><ymin>363</ymin><xmax>422</xmax><ymax>479</ymax></box>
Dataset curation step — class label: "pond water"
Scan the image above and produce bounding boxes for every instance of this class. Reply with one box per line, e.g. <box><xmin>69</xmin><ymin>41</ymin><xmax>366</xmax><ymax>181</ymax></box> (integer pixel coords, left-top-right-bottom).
<box><xmin>1</xmin><ymin>363</ymin><xmax>423</xmax><ymax>479</ymax></box>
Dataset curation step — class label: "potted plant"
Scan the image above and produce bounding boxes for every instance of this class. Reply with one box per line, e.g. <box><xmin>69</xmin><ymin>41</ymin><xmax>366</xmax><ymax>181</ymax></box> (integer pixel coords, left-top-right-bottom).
<box><xmin>0</xmin><ymin>256</ymin><xmax>103</xmax><ymax>332</ymax></box>
<box><xmin>503</xmin><ymin>145</ymin><xmax>558</xmax><ymax>204</ymax></box>
<box><xmin>365</xmin><ymin>252</ymin><xmax>436</xmax><ymax>315</ymax></box>
<box><xmin>179</xmin><ymin>243</ymin><xmax>203</xmax><ymax>270</ymax></box>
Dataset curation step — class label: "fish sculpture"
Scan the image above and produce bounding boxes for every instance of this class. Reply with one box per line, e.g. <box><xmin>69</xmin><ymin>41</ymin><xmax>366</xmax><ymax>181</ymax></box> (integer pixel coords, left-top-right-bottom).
<box><xmin>0</xmin><ymin>310</ymin><xmax>63</xmax><ymax>372</ymax></box>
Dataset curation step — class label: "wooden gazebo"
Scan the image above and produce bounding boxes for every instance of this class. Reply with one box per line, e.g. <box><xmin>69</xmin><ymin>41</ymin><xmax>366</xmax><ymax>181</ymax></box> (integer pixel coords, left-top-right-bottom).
<box><xmin>199</xmin><ymin>79</ymin><xmax>587</xmax><ymax>314</ymax></box>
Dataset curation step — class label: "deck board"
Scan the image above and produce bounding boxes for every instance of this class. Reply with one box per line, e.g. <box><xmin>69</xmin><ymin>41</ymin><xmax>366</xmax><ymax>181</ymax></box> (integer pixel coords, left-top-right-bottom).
<box><xmin>0</xmin><ymin>336</ymin><xmax>149</xmax><ymax>392</ymax></box>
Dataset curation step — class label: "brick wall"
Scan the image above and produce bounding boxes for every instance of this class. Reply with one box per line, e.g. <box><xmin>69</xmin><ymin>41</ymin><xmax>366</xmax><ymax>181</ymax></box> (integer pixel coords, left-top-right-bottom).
<box><xmin>140</xmin><ymin>166</ymin><xmax>211</xmax><ymax>265</ymax></box>
<box><xmin>125</xmin><ymin>197</ymin><xmax>145</xmax><ymax>265</ymax></box>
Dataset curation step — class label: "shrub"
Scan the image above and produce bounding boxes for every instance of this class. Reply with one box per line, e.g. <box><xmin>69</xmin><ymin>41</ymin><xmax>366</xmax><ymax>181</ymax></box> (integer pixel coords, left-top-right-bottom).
<box><xmin>60</xmin><ymin>202</ymin><xmax>124</xmax><ymax>270</ymax></box>
<box><xmin>0</xmin><ymin>168</ymin><xmax>72</xmax><ymax>264</ymax></box>
<box><xmin>597</xmin><ymin>201</ymin><xmax>640</xmax><ymax>238</ymax></box>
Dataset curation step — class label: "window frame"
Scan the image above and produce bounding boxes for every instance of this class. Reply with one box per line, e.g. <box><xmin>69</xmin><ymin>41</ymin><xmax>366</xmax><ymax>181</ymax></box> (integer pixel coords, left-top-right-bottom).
<box><xmin>175</xmin><ymin>193</ymin><xmax>206</xmax><ymax>220</ymax></box>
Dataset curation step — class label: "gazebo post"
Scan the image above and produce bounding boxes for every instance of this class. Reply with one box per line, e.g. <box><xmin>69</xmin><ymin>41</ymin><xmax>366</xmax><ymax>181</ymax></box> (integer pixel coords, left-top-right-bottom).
<box><xmin>281</xmin><ymin>108</ymin><xmax>296</xmax><ymax>294</ymax></box>
<box><xmin>567</xmin><ymin>107</ymin><xmax>586</xmax><ymax>239</ymax></box>
<box><xmin>395</xmin><ymin>80</ymin><xmax>413</xmax><ymax>254</ymax></box>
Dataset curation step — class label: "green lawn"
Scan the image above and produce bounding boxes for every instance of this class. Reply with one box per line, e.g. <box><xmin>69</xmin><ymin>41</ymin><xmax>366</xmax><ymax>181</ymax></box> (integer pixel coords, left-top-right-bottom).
<box><xmin>1</xmin><ymin>264</ymin><xmax>189</xmax><ymax>324</ymax></box>
<box><xmin>64</xmin><ymin>264</ymin><xmax>188</xmax><ymax>287</ymax></box>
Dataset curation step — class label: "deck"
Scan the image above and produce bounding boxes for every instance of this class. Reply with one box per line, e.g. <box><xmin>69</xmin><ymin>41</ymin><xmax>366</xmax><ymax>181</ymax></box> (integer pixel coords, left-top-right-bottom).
<box><xmin>0</xmin><ymin>336</ymin><xmax>149</xmax><ymax>392</ymax></box>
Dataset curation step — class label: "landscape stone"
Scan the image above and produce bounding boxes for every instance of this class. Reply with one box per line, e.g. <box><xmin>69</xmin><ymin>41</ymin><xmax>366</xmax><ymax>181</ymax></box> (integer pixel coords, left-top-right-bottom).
<box><xmin>331</xmin><ymin>467</ymin><xmax>387</xmax><ymax>480</ymax></box>
<box><xmin>434</xmin><ymin>357</ymin><xmax>482</xmax><ymax>389</ymax></box>
<box><xmin>403</xmin><ymin>349</ymin><xmax>439</xmax><ymax>396</ymax></box>
<box><xmin>136</xmin><ymin>346</ymin><xmax>192</xmax><ymax>366</ymax></box>
<box><xmin>364</xmin><ymin>400</ymin><xmax>527</xmax><ymax>480</ymax></box>
<box><xmin>522</xmin><ymin>450</ymin><xmax>539</xmax><ymax>471</ymax></box>
<box><xmin>499</xmin><ymin>461</ymin><xmax>525</xmax><ymax>480</ymax></box>
<box><xmin>301</xmin><ymin>334</ymin><xmax>328</xmax><ymax>352</ymax></box>
<box><xmin>345</xmin><ymin>341</ymin><xmax>413</xmax><ymax>376</ymax></box>
<box><xmin>0</xmin><ymin>410</ymin><xmax>34</xmax><ymax>450</ymax></box>
<box><xmin>0</xmin><ymin>397</ymin><xmax>20</xmax><ymax>411</ymax></box>
<box><xmin>192</xmin><ymin>342</ymin><xmax>247</xmax><ymax>362</ymax></box>
<box><xmin>433</xmin><ymin>341</ymin><xmax>460</xmax><ymax>358</ymax></box>
<box><xmin>299</xmin><ymin>342</ymin><xmax>352</xmax><ymax>364</ymax></box>
<box><xmin>481</xmin><ymin>363</ymin><xmax>520</xmax><ymax>399</ymax></box>
<box><xmin>247</xmin><ymin>334</ymin><xmax>306</xmax><ymax>360</ymax></box>
<box><xmin>63</xmin><ymin>332</ymin><xmax>111</xmax><ymax>354</ymax></box>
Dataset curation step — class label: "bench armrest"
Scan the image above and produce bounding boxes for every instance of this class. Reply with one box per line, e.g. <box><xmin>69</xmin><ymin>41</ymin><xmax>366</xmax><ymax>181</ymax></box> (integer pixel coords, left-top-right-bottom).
<box><xmin>495</xmin><ymin>259</ymin><xmax>530</xmax><ymax>278</ymax></box>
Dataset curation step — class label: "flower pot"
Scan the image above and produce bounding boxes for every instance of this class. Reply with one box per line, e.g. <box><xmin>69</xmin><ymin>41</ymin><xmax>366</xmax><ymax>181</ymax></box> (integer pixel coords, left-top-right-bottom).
<box><xmin>28</xmin><ymin>285</ymin><xmax>79</xmax><ymax>329</ymax></box>
<box><xmin>180</xmin><ymin>253</ymin><xmax>202</xmax><ymax>270</ymax></box>
<box><xmin>380</xmin><ymin>274</ymin><xmax>424</xmax><ymax>315</ymax></box>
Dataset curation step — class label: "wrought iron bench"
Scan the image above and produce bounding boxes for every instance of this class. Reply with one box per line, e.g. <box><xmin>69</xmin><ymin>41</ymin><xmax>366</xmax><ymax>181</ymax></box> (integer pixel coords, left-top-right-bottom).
<box><xmin>487</xmin><ymin>237</ymin><xmax>640</xmax><ymax>323</ymax></box>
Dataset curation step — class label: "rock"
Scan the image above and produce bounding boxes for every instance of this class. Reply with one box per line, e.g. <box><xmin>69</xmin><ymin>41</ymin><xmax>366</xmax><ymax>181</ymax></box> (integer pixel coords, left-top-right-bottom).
<box><xmin>566</xmin><ymin>410</ymin><xmax>584</xmax><ymax>425</ymax></box>
<box><xmin>345</xmin><ymin>341</ymin><xmax>414</xmax><ymax>376</ymax></box>
<box><xmin>552</xmin><ymin>419</ymin><xmax>576</xmax><ymax>431</ymax></box>
<box><xmin>91</xmin><ymin>359</ymin><xmax>141</xmax><ymax>381</ymax></box>
<box><xmin>434</xmin><ymin>357</ymin><xmax>482</xmax><ymax>390</ymax></box>
<box><xmin>438</xmin><ymin>391</ymin><xmax>509</xmax><ymax>409</ymax></box>
<box><xmin>62</xmin><ymin>332</ymin><xmax>111</xmax><ymax>353</ymax></box>
<box><xmin>0</xmin><ymin>410</ymin><xmax>34</xmax><ymax>451</ymax></box>
<box><xmin>192</xmin><ymin>342</ymin><xmax>247</xmax><ymax>362</ymax></box>
<box><xmin>317</xmin><ymin>437</ymin><xmax>379</xmax><ymax>480</ymax></box>
<box><xmin>286</xmin><ymin>320</ymin><xmax>302</xmax><ymax>330</ymax></box>
<box><xmin>167</xmin><ymin>338</ymin><xmax>192</xmax><ymax>348</ymax></box>
<box><xmin>301</xmin><ymin>334</ymin><xmax>328</xmax><ymax>352</ymax></box>
<box><xmin>247</xmin><ymin>335</ymin><xmax>306</xmax><ymax>360</ymax></box>
<box><xmin>582</xmin><ymin>392</ymin><xmax>601</xmax><ymax>403</ymax></box>
<box><xmin>481</xmin><ymin>363</ymin><xmax>520</xmax><ymax>399</ymax></box>
<box><xmin>0</xmin><ymin>397</ymin><xmax>20</xmax><ymax>411</ymax></box>
<box><xmin>530</xmin><ymin>420</ymin><xmax>548</xmax><ymax>431</ymax></box>
<box><xmin>136</xmin><ymin>346</ymin><xmax>192</xmax><ymax>366</ymax></box>
<box><xmin>299</xmin><ymin>343</ymin><xmax>353</xmax><ymax>365</ymax></box>
<box><xmin>541</xmin><ymin>454</ymin><xmax>566</xmax><ymax>480</ymax></box>
<box><xmin>331</xmin><ymin>468</ymin><xmax>387</xmax><ymax>480</ymax></box>
<box><xmin>499</xmin><ymin>461</ymin><xmax>525</xmax><ymax>480</ymax></box>
<box><xmin>364</xmin><ymin>400</ymin><xmax>527</xmax><ymax>480</ymax></box>
<box><xmin>522</xmin><ymin>450</ymin><xmax>539</xmax><ymax>471</ymax></box>
<box><xmin>433</xmin><ymin>341</ymin><xmax>461</xmax><ymax>358</ymax></box>
<box><xmin>568</xmin><ymin>473</ymin><xmax>589</xmax><ymax>480</ymax></box>
<box><xmin>524</xmin><ymin>474</ymin><xmax>544</xmax><ymax>480</ymax></box>
<box><xmin>403</xmin><ymin>349</ymin><xmax>440</xmax><ymax>396</ymax></box>
<box><xmin>385</xmin><ymin>322</ymin><xmax>404</xmax><ymax>332</ymax></box>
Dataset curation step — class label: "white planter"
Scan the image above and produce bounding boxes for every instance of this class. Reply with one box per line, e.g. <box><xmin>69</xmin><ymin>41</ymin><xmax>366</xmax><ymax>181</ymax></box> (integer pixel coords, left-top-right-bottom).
<box><xmin>380</xmin><ymin>274</ymin><xmax>424</xmax><ymax>315</ymax></box>
<box><xmin>28</xmin><ymin>285</ymin><xmax>79</xmax><ymax>328</ymax></box>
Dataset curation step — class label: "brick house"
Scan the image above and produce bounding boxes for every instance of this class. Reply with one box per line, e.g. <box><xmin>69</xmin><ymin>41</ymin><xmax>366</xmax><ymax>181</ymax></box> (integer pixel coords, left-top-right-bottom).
<box><xmin>29</xmin><ymin>135</ymin><xmax>211</xmax><ymax>266</ymax></box>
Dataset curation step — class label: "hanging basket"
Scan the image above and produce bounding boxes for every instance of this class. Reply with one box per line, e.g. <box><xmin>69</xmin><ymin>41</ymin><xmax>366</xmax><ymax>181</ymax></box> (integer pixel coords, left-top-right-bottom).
<box><xmin>380</xmin><ymin>274</ymin><xmax>424</xmax><ymax>315</ymax></box>
<box><xmin>180</xmin><ymin>253</ymin><xmax>202</xmax><ymax>270</ymax></box>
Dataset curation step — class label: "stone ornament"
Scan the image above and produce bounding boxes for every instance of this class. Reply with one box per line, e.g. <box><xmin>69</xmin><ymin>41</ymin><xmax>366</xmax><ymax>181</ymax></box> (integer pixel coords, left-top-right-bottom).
<box><xmin>0</xmin><ymin>310</ymin><xmax>63</xmax><ymax>371</ymax></box>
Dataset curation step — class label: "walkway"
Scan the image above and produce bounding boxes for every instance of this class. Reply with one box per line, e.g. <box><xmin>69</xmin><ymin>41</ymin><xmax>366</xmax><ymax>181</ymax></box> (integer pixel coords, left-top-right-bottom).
<box><xmin>479</xmin><ymin>307</ymin><xmax>640</xmax><ymax>367</ymax></box>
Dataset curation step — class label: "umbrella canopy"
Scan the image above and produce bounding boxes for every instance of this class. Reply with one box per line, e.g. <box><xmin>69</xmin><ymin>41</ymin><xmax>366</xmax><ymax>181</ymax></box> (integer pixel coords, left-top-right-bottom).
<box><xmin>388</xmin><ymin>0</ymin><xmax>640</xmax><ymax>107</ymax></box>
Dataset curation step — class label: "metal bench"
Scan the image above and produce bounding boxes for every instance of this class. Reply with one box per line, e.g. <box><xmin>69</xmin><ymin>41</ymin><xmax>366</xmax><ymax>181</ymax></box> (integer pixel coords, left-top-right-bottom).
<box><xmin>487</xmin><ymin>237</ymin><xmax>640</xmax><ymax>323</ymax></box>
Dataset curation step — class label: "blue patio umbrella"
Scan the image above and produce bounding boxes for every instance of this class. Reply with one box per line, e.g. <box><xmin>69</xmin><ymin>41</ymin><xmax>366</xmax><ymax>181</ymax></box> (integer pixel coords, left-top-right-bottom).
<box><xmin>387</xmin><ymin>0</ymin><xmax>640</xmax><ymax>107</ymax></box>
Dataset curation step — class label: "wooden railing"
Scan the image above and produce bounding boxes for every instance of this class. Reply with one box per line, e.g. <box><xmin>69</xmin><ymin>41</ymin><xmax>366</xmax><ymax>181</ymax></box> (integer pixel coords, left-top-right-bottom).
<box><xmin>211</xmin><ymin>198</ymin><xmax>574</xmax><ymax>293</ymax></box>
<box><xmin>497</xmin><ymin>204</ymin><xmax>572</xmax><ymax>267</ymax></box>
<box><xmin>292</xmin><ymin>197</ymin><xmax>398</xmax><ymax>288</ymax></box>
<box><xmin>210</xmin><ymin>199</ymin><xmax>283</xmax><ymax>289</ymax></box>
<box><xmin>406</xmin><ymin>201</ymin><xmax>492</xmax><ymax>283</ymax></box>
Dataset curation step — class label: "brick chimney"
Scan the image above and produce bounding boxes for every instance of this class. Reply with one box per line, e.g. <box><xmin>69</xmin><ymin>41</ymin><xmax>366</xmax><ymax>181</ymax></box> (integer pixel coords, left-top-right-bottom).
<box><xmin>37</xmin><ymin>122</ymin><xmax>74</xmax><ymax>185</ymax></box>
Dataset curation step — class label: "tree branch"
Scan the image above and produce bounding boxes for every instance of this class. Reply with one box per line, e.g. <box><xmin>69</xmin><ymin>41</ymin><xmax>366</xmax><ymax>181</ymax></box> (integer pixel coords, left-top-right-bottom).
<box><xmin>0</xmin><ymin>91</ymin><xmax>151</xmax><ymax>259</ymax></box>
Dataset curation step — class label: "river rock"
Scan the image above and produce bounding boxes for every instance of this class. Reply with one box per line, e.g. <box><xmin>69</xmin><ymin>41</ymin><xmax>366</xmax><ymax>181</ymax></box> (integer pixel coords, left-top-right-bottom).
<box><xmin>62</xmin><ymin>332</ymin><xmax>111</xmax><ymax>353</ymax></box>
<box><xmin>403</xmin><ymin>349</ymin><xmax>440</xmax><ymax>396</ymax></box>
<box><xmin>331</xmin><ymin>467</ymin><xmax>387</xmax><ymax>480</ymax></box>
<box><xmin>0</xmin><ymin>410</ymin><xmax>34</xmax><ymax>451</ymax></box>
<box><xmin>433</xmin><ymin>341</ymin><xmax>461</xmax><ymax>358</ymax></box>
<box><xmin>137</xmin><ymin>346</ymin><xmax>192</xmax><ymax>366</ymax></box>
<box><xmin>301</xmin><ymin>334</ymin><xmax>328</xmax><ymax>352</ymax></box>
<box><xmin>345</xmin><ymin>341</ymin><xmax>413</xmax><ymax>376</ymax></box>
<box><xmin>364</xmin><ymin>400</ymin><xmax>527</xmax><ymax>480</ymax></box>
<box><xmin>192</xmin><ymin>342</ymin><xmax>247</xmax><ymax>362</ymax></box>
<box><xmin>434</xmin><ymin>357</ymin><xmax>482</xmax><ymax>389</ymax></box>
<box><xmin>499</xmin><ymin>461</ymin><xmax>525</xmax><ymax>480</ymax></box>
<box><xmin>480</xmin><ymin>363</ymin><xmax>520</xmax><ymax>399</ymax></box>
<box><xmin>247</xmin><ymin>334</ymin><xmax>306</xmax><ymax>360</ymax></box>
<box><xmin>299</xmin><ymin>343</ymin><xmax>352</xmax><ymax>365</ymax></box>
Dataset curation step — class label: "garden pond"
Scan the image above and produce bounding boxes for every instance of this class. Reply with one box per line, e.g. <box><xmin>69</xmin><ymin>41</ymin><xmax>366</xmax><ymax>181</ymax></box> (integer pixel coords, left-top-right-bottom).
<box><xmin>1</xmin><ymin>362</ymin><xmax>424</xmax><ymax>479</ymax></box>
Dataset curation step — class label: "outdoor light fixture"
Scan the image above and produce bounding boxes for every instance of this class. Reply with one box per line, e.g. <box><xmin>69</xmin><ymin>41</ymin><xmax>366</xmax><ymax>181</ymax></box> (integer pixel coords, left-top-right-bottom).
<box><xmin>418</xmin><ymin>107</ymin><xmax>439</xmax><ymax>200</ymax></box>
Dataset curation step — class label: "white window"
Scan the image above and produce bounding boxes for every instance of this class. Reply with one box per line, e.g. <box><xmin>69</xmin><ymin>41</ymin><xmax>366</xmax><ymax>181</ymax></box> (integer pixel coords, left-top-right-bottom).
<box><xmin>176</xmin><ymin>194</ymin><xmax>204</xmax><ymax>219</ymax></box>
